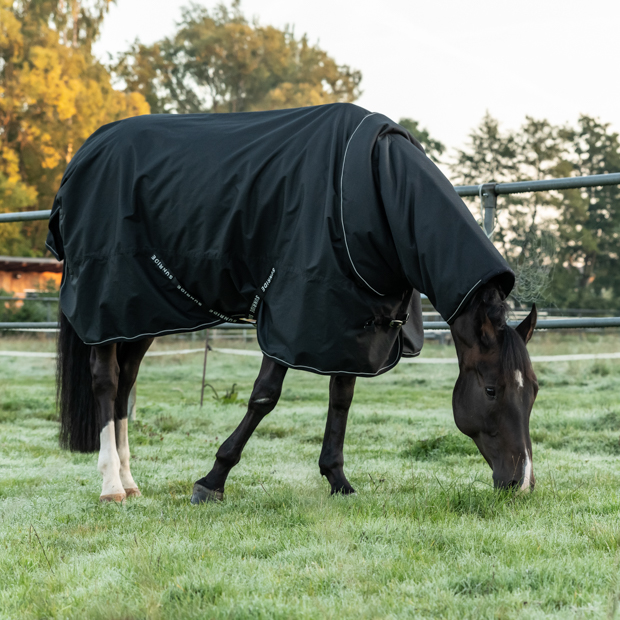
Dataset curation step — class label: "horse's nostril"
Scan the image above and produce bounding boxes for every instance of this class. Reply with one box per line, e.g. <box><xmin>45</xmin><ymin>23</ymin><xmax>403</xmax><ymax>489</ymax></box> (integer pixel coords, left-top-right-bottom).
<box><xmin>493</xmin><ymin>478</ymin><xmax>520</xmax><ymax>490</ymax></box>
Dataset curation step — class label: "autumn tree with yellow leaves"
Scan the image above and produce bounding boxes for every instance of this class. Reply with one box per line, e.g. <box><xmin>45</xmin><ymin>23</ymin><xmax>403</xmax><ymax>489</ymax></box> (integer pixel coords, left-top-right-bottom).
<box><xmin>114</xmin><ymin>1</ymin><xmax>362</xmax><ymax>114</ymax></box>
<box><xmin>1</xmin><ymin>0</ymin><xmax>361</xmax><ymax>256</ymax></box>
<box><xmin>0</xmin><ymin>0</ymin><xmax>149</xmax><ymax>255</ymax></box>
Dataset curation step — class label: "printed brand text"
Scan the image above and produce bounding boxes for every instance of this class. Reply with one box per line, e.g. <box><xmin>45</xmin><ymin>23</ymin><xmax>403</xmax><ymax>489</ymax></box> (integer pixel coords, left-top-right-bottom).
<box><xmin>151</xmin><ymin>254</ymin><xmax>203</xmax><ymax>307</ymax></box>
<box><xmin>261</xmin><ymin>267</ymin><xmax>275</xmax><ymax>293</ymax></box>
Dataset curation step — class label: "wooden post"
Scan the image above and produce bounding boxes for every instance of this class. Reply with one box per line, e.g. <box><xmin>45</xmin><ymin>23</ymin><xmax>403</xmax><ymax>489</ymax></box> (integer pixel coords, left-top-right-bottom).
<box><xmin>200</xmin><ymin>330</ymin><xmax>209</xmax><ymax>407</ymax></box>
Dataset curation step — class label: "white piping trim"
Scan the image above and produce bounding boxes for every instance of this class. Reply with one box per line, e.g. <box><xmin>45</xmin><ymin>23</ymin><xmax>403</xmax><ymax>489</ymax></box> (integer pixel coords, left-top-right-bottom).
<box><xmin>340</xmin><ymin>113</ymin><xmax>385</xmax><ymax>297</ymax></box>
<box><xmin>400</xmin><ymin>350</ymin><xmax>421</xmax><ymax>359</ymax></box>
<box><xmin>82</xmin><ymin>319</ymin><xmax>223</xmax><ymax>346</ymax></box>
<box><xmin>446</xmin><ymin>279</ymin><xmax>482</xmax><ymax>324</ymax></box>
<box><xmin>257</xmin><ymin>327</ymin><xmax>402</xmax><ymax>377</ymax></box>
<box><xmin>45</xmin><ymin>241</ymin><xmax>60</xmax><ymax>260</ymax></box>
<box><xmin>58</xmin><ymin>255</ymin><xmax>223</xmax><ymax>346</ymax></box>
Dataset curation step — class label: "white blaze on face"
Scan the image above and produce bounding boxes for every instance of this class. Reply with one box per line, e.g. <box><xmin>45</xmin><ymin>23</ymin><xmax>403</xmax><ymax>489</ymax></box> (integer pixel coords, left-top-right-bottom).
<box><xmin>520</xmin><ymin>451</ymin><xmax>532</xmax><ymax>492</ymax></box>
<box><xmin>98</xmin><ymin>421</ymin><xmax>125</xmax><ymax>499</ymax></box>
<box><xmin>515</xmin><ymin>370</ymin><xmax>524</xmax><ymax>389</ymax></box>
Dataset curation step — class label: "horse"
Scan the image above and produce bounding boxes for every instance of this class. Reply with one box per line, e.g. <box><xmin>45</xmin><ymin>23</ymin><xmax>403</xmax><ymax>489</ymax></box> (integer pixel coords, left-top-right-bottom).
<box><xmin>48</xmin><ymin>103</ymin><xmax>539</xmax><ymax>503</ymax></box>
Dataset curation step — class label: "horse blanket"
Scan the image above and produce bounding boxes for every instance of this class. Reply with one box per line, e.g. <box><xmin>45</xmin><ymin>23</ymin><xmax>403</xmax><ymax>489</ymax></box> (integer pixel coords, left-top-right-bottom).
<box><xmin>47</xmin><ymin>103</ymin><xmax>514</xmax><ymax>376</ymax></box>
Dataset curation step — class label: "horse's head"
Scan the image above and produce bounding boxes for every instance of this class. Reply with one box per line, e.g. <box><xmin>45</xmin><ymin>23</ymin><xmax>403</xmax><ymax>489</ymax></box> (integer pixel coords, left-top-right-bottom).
<box><xmin>450</xmin><ymin>285</ymin><xmax>538</xmax><ymax>491</ymax></box>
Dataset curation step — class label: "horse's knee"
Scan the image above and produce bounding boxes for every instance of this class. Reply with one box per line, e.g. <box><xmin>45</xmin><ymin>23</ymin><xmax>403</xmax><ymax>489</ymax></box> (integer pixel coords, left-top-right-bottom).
<box><xmin>119</xmin><ymin>358</ymin><xmax>140</xmax><ymax>382</ymax></box>
<box><xmin>90</xmin><ymin>351</ymin><xmax>119</xmax><ymax>399</ymax></box>
<box><xmin>116</xmin><ymin>339</ymin><xmax>152</xmax><ymax>393</ymax></box>
<box><xmin>330</xmin><ymin>375</ymin><xmax>356</xmax><ymax>412</ymax></box>
<box><xmin>249</xmin><ymin>382</ymin><xmax>282</xmax><ymax>415</ymax></box>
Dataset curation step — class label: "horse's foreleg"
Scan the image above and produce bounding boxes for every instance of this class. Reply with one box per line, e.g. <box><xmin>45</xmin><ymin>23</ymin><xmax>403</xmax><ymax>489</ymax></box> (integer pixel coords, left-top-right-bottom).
<box><xmin>191</xmin><ymin>356</ymin><xmax>288</xmax><ymax>504</ymax></box>
<box><xmin>319</xmin><ymin>375</ymin><xmax>357</xmax><ymax>495</ymax></box>
<box><xmin>90</xmin><ymin>344</ymin><xmax>124</xmax><ymax>502</ymax></box>
<box><xmin>114</xmin><ymin>338</ymin><xmax>154</xmax><ymax>497</ymax></box>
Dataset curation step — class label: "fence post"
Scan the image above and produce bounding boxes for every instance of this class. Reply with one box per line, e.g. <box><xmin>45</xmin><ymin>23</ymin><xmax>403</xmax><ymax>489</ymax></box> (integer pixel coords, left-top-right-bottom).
<box><xmin>480</xmin><ymin>183</ymin><xmax>498</xmax><ymax>237</ymax></box>
<box><xmin>200</xmin><ymin>330</ymin><xmax>210</xmax><ymax>407</ymax></box>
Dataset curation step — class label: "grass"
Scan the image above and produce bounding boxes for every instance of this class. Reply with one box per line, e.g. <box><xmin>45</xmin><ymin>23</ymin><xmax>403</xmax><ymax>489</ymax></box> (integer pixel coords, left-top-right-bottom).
<box><xmin>1</xmin><ymin>331</ymin><xmax>620</xmax><ymax>618</ymax></box>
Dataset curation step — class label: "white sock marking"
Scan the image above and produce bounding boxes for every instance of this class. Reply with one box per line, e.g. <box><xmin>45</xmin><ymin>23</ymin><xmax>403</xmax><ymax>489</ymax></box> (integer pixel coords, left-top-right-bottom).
<box><xmin>116</xmin><ymin>418</ymin><xmax>138</xmax><ymax>490</ymax></box>
<box><xmin>98</xmin><ymin>421</ymin><xmax>125</xmax><ymax>498</ymax></box>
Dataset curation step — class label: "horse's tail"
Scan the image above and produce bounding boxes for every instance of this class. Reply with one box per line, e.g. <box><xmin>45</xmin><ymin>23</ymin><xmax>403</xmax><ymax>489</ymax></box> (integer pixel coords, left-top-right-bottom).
<box><xmin>57</xmin><ymin>310</ymin><xmax>100</xmax><ymax>452</ymax></box>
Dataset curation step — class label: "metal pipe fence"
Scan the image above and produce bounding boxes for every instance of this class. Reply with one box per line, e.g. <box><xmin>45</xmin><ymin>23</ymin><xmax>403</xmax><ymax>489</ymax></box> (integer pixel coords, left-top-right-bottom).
<box><xmin>2</xmin><ymin>172</ymin><xmax>620</xmax><ymax>332</ymax></box>
<box><xmin>454</xmin><ymin>172</ymin><xmax>620</xmax><ymax>197</ymax></box>
<box><xmin>454</xmin><ymin>172</ymin><xmax>620</xmax><ymax>239</ymax></box>
<box><xmin>0</xmin><ymin>296</ymin><xmax>59</xmax><ymax>301</ymax></box>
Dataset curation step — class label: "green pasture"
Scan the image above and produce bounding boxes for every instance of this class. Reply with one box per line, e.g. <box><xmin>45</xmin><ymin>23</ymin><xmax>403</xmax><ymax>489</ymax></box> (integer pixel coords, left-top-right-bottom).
<box><xmin>1</xmin><ymin>331</ymin><xmax>620</xmax><ymax>619</ymax></box>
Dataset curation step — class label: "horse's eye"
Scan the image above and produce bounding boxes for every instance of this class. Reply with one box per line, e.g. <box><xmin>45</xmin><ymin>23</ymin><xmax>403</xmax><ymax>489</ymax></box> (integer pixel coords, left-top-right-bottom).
<box><xmin>485</xmin><ymin>387</ymin><xmax>496</xmax><ymax>399</ymax></box>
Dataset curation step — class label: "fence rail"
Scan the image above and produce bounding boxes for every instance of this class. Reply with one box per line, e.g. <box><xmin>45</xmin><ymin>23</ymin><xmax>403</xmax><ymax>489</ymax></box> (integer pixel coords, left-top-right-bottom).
<box><xmin>0</xmin><ymin>209</ymin><xmax>52</xmax><ymax>223</ymax></box>
<box><xmin>3</xmin><ymin>173</ymin><xmax>620</xmax><ymax>225</ymax></box>
<box><xmin>2</xmin><ymin>172</ymin><xmax>620</xmax><ymax>333</ymax></box>
<box><xmin>454</xmin><ymin>172</ymin><xmax>620</xmax><ymax>197</ymax></box>
<box><xmin>3</xmin><ymin>317</ymin><xmax>620</xmax><ymax>332</ymax></box>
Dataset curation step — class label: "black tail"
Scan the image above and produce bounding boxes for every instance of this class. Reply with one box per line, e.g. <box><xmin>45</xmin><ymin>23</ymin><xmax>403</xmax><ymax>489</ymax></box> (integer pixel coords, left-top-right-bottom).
<box><xmin>57</xmin><ymin>310</ymin><xmax>99</xmax><ymax>452</ymax></box>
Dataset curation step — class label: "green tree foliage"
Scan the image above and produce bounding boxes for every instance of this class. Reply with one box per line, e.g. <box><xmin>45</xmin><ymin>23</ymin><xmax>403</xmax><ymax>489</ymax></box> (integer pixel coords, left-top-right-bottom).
<box><xmin>114</xmin><ymin>1</ymin><xmax>362</xmax><ymax>114</ymax></box>
<box><xmin>550</xmin><ymin>117</ymin><xmax>620</xmax><ymax>308</ymax></box>
<box><xmin>398</xmin><ymin>118</ymin><xmax>445</xmax><ymax>163</ymax></box>
<box><xmin>452</xmin><ymin>113</ymin><xmax>620</xmax><ymax>309</ymax></box>
<box><xmin>452</xmin><ymin>115</ymin><xmax>564</xmax><ymax>304</ymax></box>
<box><xmin>0</xmin><ymin>285</ymin><xmax>58</xmax><ymax>322</ymax></box>
<box><xmin>0</xmin><ymin>0</ymin><xmax>149</xmax><ymax>256</ymax></box>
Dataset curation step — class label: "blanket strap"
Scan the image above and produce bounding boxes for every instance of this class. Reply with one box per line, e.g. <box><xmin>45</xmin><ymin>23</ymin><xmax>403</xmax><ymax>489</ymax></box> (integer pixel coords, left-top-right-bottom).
<box><xmin>364</xmin><ymin>313</ymin><xmax>409</xmax><ymax>331</ymax></box>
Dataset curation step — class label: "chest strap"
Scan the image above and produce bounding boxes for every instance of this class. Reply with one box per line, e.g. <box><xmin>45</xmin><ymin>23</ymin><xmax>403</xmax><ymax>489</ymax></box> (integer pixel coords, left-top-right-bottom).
<box><xmin>364</xmin><ymin>313</ymin><xmax>409</xmax><ymax>331</ymax></box>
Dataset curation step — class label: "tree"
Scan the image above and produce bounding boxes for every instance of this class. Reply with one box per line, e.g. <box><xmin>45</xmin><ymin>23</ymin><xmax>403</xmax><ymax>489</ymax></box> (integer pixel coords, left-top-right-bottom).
<box><xmin>451</xmin><ymin>114</ymin><xmax>566</xmax><ymax>305</ymax></box>
<box><xmin>550</xmin><ymin>117</ymin><xmax>620</xmax><ymax>308</ymax></box>
<box><xmin>0</xmin><ymin>0</ymin><xmax>149</xmax><ymax>255</ymax></box>
<box><xmin>114</xmin><ymin>1</ymin><xmax>362</xmax><ymax>114</ymax></box>
<box><xmin>451</xmin><ymin>112</ymin><xmax>620</xmax><ymax>309</ymax></box>
<box><xmin>398</xmin><ymin>118</ymin><xmax>445</xmax><ymax>163</ymax></box>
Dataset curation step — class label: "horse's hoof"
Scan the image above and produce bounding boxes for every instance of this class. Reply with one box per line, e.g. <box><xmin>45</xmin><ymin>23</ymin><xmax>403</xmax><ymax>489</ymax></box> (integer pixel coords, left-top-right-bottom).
<box><xmin>99</xmin><ymin>492</ymin><xmax>126</xmax><ymax>503</ymax></box>
<box><xmin>124</xmin><ymin>487</ymin><xmax>142</xmax><ymax>498</ymax></box>
<box><xmin>191</xmin><ymin>483</ymin><xmax>223</xmax><ymax>505</ymax></box>
<box><xmin>331</xmin><ymin>485</ymin><xmax>356</xmax><ymax>496</ymax></box>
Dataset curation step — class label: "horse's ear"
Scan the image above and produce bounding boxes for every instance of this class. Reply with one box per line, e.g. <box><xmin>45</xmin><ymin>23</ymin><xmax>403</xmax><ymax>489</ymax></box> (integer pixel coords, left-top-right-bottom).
<box><xmin>473</xmin><ymin>285</ymin><xmax>509</xmax><ymax>349</ymax></box>
<box><xmin>476</xmin><ymin>302</ymin><xmax>499</xmax><ymax>349</ymax></box>
<box><xmin>479</xmin><ymin>314</ymin><xmax>497</xmax><ymax>348</ymax></box>
<box><xmin>515</xmin><ymin>304</ymin><xmax>537</xmax><ymax>344</ymax></box>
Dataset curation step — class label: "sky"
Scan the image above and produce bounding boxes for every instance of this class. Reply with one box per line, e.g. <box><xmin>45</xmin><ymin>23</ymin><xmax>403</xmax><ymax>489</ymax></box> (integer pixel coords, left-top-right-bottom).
<box><xmin>93</xmin><ymin>0</ymin><xmax>620</xmax><ymax>153</ymax></box>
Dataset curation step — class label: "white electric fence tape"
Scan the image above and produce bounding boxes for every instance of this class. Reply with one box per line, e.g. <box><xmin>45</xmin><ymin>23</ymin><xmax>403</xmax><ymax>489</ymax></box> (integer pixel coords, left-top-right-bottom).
<box><xmin>2</xmin><ymin>348</ymin><xmax>620</xmax><ymax>363</ymax></box>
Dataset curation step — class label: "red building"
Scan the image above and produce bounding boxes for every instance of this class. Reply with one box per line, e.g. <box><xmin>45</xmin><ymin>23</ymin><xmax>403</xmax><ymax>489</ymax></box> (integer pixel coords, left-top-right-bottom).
<box><xmin>0</xmin><ymin>256</ymin><xmax>62</xmax><ymax>296</ymax></box>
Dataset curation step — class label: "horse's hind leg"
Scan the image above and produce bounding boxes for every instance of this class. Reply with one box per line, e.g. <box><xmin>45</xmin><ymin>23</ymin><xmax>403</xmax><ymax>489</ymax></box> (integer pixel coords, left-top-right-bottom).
<box><xmin>191</xmin><ymin>356</ymin><xmax>288</xmax><ymax>504</ymax></box>
<box><xmin>320</xmin><ymin>375</ymin><xmax>356</xmax><ymax>495</ymax></box>
<box><xmin>90</xmin><ymin>344</ymin><xmax>125</xmax><ymax>502</ymax></box>
<box><xmin>114</xmin><ymin>338</ymin><xmax>154</xmax><ymax>497</ymax></box>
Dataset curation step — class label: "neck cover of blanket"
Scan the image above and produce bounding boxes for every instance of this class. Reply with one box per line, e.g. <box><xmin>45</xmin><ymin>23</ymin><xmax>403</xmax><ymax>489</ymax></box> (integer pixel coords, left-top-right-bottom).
<box><xmin>47</xmin><ymin>103</ymin><xmax>514</xmax><ymax>376</ymax></box>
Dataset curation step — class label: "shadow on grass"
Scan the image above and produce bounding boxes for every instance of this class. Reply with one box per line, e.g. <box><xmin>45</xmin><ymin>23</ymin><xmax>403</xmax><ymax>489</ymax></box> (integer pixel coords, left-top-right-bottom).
<box><xmin>400</xmin><ymin>433</ymin><xmax>478</xmax><ymax>460</ymax></box>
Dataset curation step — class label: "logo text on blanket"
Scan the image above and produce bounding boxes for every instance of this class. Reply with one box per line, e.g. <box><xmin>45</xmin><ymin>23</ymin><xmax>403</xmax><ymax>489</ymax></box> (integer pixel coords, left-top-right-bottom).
<box><xmin>261</xmin><ymin>267</ymin><xmax>275</xmax><ymax>292</ymax></box>
<box><xmin>151</xmin><ymin>254</ymin><xmax>203</xmax><ymax>307</ymax></box>
<box><xmin>245</xmin><ymin>267</ymin><xmax>276</xmax><ymax>323</ymax></box>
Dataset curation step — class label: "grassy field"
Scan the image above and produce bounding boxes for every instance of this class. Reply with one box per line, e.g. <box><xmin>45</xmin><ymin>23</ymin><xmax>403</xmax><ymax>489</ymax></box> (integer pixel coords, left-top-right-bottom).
<box><xmin>1</xmin><ymin>331</ymin><xmax>620</xmax><ymax>619</ymax></box>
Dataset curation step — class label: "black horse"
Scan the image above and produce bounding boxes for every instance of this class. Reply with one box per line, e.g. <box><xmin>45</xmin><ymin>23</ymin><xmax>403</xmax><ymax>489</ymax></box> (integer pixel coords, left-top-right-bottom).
<box><xmin>49</xmin><ymin>104</ymin><xmax>538</xmax><ymax>503</ymax></box>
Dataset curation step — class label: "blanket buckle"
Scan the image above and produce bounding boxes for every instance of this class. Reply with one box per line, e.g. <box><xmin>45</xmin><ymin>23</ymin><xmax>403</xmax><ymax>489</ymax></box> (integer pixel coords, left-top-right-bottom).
<box><xmin>389</xmin><ymin>312</ymin><xmax>409</xmax><ymax>329</ymax></box>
